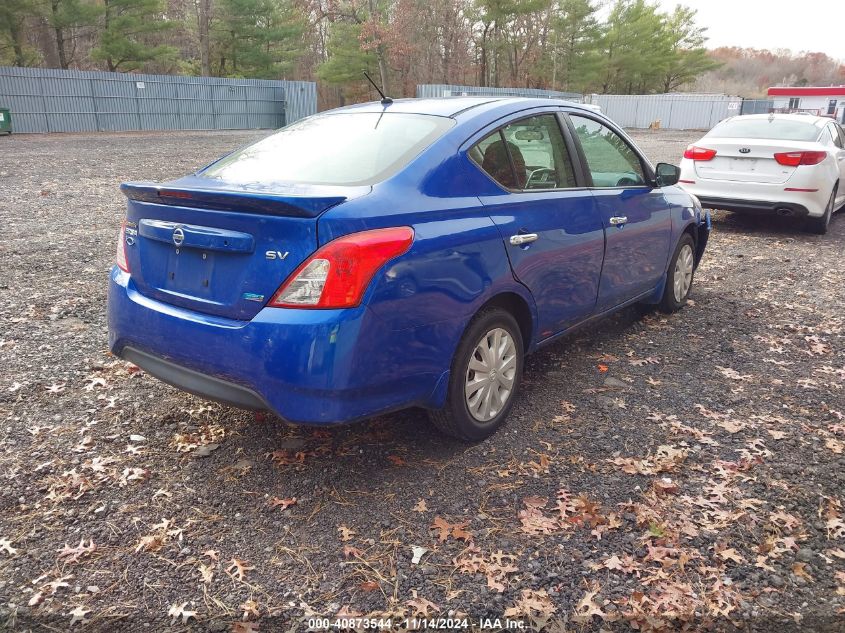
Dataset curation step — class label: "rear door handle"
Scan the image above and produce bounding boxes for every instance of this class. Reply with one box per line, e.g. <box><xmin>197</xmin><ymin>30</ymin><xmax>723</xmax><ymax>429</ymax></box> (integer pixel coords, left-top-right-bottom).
<box><xmin>609</xmin><ymin>216</ymin><xmax>628</xmax><ymax>226</ymax></box>
<box><xmin>509</xmin><ymin>233</ymin><xmax>539</xmax><ymax>246</ymax></box>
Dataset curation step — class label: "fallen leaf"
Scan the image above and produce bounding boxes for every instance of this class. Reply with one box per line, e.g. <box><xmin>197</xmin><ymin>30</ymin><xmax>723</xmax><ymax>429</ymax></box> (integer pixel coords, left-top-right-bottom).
<box><xmin>572</xmin><ymin>586</ymin><xmax>606</xmax><ymax>623</ymax></box>
<box><xmin>411</xmin><ymin>545</ymin><xmax>428</xmax><ymax>564</ymax></box>
<box><xmin>57</xmin><ymin>539</ymin><xmax>96</xmax><ymax>563</ymax></box>
<box><xmin>68</xmin><ymin>606</ymin><xmax>90</xmax><ymax>625</ymax></box>
<box><xmin>430</xmin><ymin>516</ymin><xmax>471</xmax><ymax>542</ymax></box>
<box><xmin>198</xmin><ymin>563</ymin><xmax>214</xmax><ymax>584</ymax></box>
<box><xmin>412</xmin><ymin>499</ymin><xmax>428</xmax><ymax>513</ymax></box>
<box><xmin>406</xmin><ymin>590</ymin><xmax>439</xmax><ymax>617</ymax></box>
<box><xmin>268</xmin><ymin>496</ymin><xmax>297</xmax><ymax>511</ymax></box>
<box><xmin>240</xmin><ymin>599</ymin><xmax>260</xmax><ymax>618</ymax></box>
<box><xmin>792</xmin><ymin>562</ymin><xmax>814</xmax><ymax>582</ymax></box>
<box><xmin>168</xmin><ymin>602</ymin><xmax>198</xmax><ymax>624</ymax></box>
<box><xmin>226</xmin><ymin>558</ymin><xmax>255</xmax><ymax>582</ymax></box>
<box><xmin>717</xmin><ymin>547</ymin><xmax>745</xmax><ymax>564</ymax></box>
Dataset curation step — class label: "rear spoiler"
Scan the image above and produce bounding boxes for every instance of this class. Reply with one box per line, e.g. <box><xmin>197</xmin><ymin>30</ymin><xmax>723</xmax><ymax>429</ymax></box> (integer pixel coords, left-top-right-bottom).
<box><xmin>120</xmin><ymin>182</ymin><xmax>347</xmax><ymax>218</ymax></box>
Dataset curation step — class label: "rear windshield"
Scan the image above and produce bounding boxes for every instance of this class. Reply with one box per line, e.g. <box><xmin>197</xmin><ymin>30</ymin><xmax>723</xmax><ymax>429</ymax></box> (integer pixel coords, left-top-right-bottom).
<box><xmin>200</xmin><ymin>112</ymin><xmax>454</xmax><ymax>186</ymax></box>
<box><xmin>708</xmin><ymin>118</ymin><xmax>821</xmax><ymax>142</ymax></box>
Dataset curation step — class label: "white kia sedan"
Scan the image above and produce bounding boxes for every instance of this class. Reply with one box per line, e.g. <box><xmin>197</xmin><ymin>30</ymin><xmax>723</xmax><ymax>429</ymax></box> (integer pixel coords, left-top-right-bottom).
<box><xmin>678</xmin><ymin>114</ymin><xmax>845</xmax><ymax>233</ymax></box>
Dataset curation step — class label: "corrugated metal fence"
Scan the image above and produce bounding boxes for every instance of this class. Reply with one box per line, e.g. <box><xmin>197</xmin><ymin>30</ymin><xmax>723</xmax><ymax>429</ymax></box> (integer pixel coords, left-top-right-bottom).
<box><xmin>415</xmin><ymin>85</ymin><xmax>748</xmax><ymax>130</ymax></box>
<box><xmin>416</xmin><ymin>83</ymin><xmax>582</xmax><ymax>101</ymax></box>
<box><xmin>0</xmin><ymin>67</ymin><xmax>316</xmax><ymax>134</ymax></box>
<box><xmin>591</xmin><ymin>93</ymin><xmax>742</xmax><ymax>130</ymax></box>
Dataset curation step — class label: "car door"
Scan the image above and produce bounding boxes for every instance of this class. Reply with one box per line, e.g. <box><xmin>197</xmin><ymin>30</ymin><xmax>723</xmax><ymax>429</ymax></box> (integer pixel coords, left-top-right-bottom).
<box><xmin>473</xmin><ymin>112</ymin><xmax>605</xmax><ymax>340</ymax></box>
<box><xmin>566</xmin><ymin>113</ymin><xmax>672</xmax><ymax>312</ymax></box>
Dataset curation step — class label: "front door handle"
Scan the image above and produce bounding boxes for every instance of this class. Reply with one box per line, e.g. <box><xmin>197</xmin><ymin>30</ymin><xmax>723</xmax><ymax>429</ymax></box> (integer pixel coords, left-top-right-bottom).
<box><xmin>609</xmin><ymin>216</ymin><xmax>628</xmax><ymax>226</ymax></box>
<box><xmin>509</xmin><ymin>233</ymin><xmax>539</xmax><ymax>246</ymax></box>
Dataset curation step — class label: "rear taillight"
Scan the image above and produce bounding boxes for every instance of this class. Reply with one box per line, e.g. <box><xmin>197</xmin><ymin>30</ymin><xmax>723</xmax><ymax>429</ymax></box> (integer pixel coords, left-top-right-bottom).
<box><xmin>774</xmin><ymin>151</ymin><xmax>827</xmax><ymax>167</ymax></box>
<box><xmin>683</xmin><ymin>146</ymin><xmax>717</xmax><ymax>161</ymax></box>
<box><xmin>269</xmin><ymin>227</ymin><xmax>414</xmax><ymax>309</ymax></box>
<box><xmin>116</xmin><ymin>219</ymin><xmax>130</xmax><ymax>273</ymax></box>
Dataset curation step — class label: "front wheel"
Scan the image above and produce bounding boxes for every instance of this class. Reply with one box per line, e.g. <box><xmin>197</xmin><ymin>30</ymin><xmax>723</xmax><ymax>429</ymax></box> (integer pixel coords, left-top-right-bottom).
<box><xmin>428</xmin><ymin>308</ymin><xmax>524</xmax><ymax>442</ymax></box>
<box><xmin>659</xmin><ymin>234</ymin><xmax>695</xmax><ymax>313</ymax></box>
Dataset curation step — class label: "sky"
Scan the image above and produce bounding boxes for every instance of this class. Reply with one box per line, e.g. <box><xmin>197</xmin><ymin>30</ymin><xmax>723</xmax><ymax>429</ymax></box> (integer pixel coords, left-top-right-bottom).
<box><xmin>651</xmin><ymin>0</ymin><xmax>845</xmax><ymax>60</ymax></box>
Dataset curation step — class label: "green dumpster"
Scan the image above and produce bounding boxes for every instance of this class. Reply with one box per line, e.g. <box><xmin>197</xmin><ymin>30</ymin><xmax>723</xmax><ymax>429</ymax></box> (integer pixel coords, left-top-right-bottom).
<box><xmin>0</xmin><ymin>108</ymin><xmax>10</xmax><ymax>135</ymax></box>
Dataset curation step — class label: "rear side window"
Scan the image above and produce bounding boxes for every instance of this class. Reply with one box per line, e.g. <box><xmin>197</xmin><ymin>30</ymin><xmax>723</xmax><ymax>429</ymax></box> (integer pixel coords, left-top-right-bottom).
<box><xmin>569</xmin><ymin>115</ymin><xmax>646</xmax><ymax>187</ymax></box>
<box><xmin>200</xmin><ymin>113</ymin><xmax>454</xmax><ymax>186</ymax></box>
<box><xmin>708</xmin><ymin>117</ymin><xmax>821</xmax><ymax>142</ymax></box>
<box><xmin>821</xmin><ymin>126</ymin><xmax>840</xmax><ymax>148</ymax></box>
<box><xmin>829</xmin><ymin>125</ymin><xmax>844</xmax><ymax>148</ymax></box>
<box><xmin>471</xmin><ymin>114</ymin><xmax>577</xmax><ymax>190</ymax></box>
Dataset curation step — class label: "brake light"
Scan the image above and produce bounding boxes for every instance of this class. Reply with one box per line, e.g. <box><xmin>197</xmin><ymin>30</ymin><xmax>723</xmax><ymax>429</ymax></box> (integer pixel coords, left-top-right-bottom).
<box><xmin>683</xmin><ymin>146</ymin><xmax>717</xmax><ymax>161</ymax></box>
<box><xmin>774</xmin><ymin>151</ymin><xmax>827</xmax><ymax>167</ymax></box>
<box><xmin>116</xmin><ymin>219</ymin><xmax>130</xmax><ymax>273</ymax></box>
<box><xmin>269</xmin><ymin>227</ymin><xmax>414</xmax><ymax>309</ymax></box>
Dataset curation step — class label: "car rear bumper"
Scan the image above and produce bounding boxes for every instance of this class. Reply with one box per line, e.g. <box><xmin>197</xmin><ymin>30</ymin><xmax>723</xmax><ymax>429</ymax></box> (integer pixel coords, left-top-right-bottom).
<box><xmin>678</xmin><ymin>160</ymin><xmax>830</xmax><ymax>218</ymax></box>
<box><xmin>108</xmin><ymin>267</ymin><xmax>446</xmax><ymax>424</ymax></box>
<box><xmin>695</xmin><ymin>196</ymin><xmax>811</xmax><ymax>218</ymax></box>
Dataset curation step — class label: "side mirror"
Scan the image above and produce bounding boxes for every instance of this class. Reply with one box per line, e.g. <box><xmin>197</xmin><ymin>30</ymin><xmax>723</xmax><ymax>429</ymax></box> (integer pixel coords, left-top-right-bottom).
<box><xmin>655</xmin><ymin>162</ymin><xmax>680</xmax><ymax>187</ymax></box>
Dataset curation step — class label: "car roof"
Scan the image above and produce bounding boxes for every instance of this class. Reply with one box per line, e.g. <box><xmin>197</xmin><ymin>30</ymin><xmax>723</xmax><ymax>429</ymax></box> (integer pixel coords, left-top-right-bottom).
<box><xmin>325</xmin><ymin>97</ymin><xmax>591</xmax><ymax>119</ymax></box>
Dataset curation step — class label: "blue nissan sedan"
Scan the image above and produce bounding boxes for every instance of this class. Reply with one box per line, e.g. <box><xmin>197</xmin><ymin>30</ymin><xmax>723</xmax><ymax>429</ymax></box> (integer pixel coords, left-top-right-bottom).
<box><xmin>108</xmin><ymin>97</ymin><xmax>710</xmax><ymax>441</ymax></box>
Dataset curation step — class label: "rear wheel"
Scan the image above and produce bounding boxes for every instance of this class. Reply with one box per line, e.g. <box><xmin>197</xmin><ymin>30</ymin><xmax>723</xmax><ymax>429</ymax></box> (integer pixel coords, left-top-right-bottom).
<box><xmin>428</xmin><ymin>308</ymin><xmax>523</xmax><ymax>442</ymax></box>
<box><xmin>659</xmin><ymin>234</ymin><xmax>695</xmax><ymax>313</ymax></box>
<box><xmin>806</xmin><ymin>188</ymin><xmax>835</xmax><ymax>235</ymax></box>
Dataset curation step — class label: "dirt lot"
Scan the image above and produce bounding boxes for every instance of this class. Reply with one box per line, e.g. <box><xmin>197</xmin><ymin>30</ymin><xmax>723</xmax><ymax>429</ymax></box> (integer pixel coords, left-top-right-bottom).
<box><xmin>1</xmin><ymin>128</ymin><xmax>844</xmax><ymax>632</ymax></box>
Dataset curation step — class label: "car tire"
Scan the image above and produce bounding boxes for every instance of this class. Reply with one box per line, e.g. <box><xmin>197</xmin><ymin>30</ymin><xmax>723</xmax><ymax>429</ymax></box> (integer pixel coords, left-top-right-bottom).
<box><xmin>659</xmin><ymin>233</ymin><xmax>696</xmax><ymax>313</ymax></box>
<box><xmin>428</xmin><ymin>308</ymin><xmax>524</xmax><ymax>442</ymax></box>
<box><xmin>806</xmin><ymin>187</ymin><xmax>835</xmax><ymax>235</ymax></box>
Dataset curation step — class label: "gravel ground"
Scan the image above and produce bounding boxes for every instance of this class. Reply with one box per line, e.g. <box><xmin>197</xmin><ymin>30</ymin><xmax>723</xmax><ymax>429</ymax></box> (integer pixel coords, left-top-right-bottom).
<box><xmin>1</xmin><ymin>128</ymin><xmax>845</xmax><ymax>632</ymax></box>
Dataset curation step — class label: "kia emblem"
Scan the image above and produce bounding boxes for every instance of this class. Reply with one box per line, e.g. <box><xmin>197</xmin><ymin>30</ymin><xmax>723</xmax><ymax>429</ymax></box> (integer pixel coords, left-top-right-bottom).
<box><xmin>739</xmin><ymin>148</ymin><xmax>751</xmax><ymax>154</ymax></box>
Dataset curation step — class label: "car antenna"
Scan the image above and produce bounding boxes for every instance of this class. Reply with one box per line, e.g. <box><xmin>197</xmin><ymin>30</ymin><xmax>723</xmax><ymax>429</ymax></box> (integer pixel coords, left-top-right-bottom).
<box><xmin>363</xmin><ymin>70</ymin><xmax>392</xmax><ymax>105</ymax></box>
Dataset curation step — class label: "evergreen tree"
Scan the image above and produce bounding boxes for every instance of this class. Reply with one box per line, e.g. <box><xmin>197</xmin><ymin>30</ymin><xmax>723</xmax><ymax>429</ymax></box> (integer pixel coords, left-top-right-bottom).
<box><xmin>317</xmin><ymin>21</ymin><xmax>376</xmax><ymax>86</ymax></box>
<box><xmin>660</xmin><ymin>5</ymin><xmax>720</xmax><ymax>92</ymax></box>
<box><xmin>212</xmin><ymin>0</ymin><xmax>303</xmax><ymax>78</ymax></box>
<box><xmin>0</xmin><ymin>0</ymin><xmax>38</xmax><ymax>66</ymax></box>
<box><xmin>92</xmin><ymin>0</ymin><xmax>177</xmax><ymax>72</ymax></box>
<box><xmin>41</xmin><ymin>0</ymin><xmax>103</xmax><ymax>68</ymax></box>
<box><xmin>547</xmin><ymin>0</ymin><xmax>602</xmax><ymax>92</ymax></box>
<box><xmin>599</xmin><ymin>0</ymin><xmax>673</xmax><ymax>94</ymax></box>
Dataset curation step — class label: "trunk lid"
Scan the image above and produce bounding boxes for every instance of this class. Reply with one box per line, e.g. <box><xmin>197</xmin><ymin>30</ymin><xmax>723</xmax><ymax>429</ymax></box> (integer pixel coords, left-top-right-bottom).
<box><xmin>693</xmin><ymin>139</ymin><xmax>817</xmax><ymax>184</ymax></box>
<box><xmin>121</xmin><ymin>176</ymin><xmax>369</xmax><ymax>320</ymax></box>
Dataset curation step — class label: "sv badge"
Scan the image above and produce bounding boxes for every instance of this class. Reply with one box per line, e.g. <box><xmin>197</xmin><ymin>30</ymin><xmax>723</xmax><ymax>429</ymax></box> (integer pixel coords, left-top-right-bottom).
<box><xmin>265</xmin><ymin>250</ymin><xmax>290</xmax><ymax>260</ymax></box>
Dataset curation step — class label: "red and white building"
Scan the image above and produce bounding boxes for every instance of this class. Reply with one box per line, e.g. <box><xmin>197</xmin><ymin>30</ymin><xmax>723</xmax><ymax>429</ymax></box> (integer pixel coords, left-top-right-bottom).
<box><xmin>767</xmin><ymin>86</ymin><xmax>845</xmax><ymax>122</ymax></box>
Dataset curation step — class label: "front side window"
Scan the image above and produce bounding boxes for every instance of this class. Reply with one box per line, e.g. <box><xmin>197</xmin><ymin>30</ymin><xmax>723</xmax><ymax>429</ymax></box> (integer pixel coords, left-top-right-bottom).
<box><xmin>569</xmin><ymin>115</ymin><xmax>646</xmax><ymax>187</ymax></box>
<box><xmin>200</xmin><ymin>112</ymin><xmax>454</xmax><ymax>186</ymax></box>
<box><xmin>471</xmin><ymin>114</ymin><xmax>577</xmax><ymax>190</ymax></box>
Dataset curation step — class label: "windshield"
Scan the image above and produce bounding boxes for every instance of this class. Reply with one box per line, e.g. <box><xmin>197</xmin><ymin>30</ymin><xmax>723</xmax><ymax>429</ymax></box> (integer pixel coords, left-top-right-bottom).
<box><xmin>200</xmin><ymin>112</ymin><xmax>454</xmax><ymax>187</ymax></box>
<box><xmin>708</xmin><ymin>118</ymin><xmax>821</xmax><ymax>142</ymax></box>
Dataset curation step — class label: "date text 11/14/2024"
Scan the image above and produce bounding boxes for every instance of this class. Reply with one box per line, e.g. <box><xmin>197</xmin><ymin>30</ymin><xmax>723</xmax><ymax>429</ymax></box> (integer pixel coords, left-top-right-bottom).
<box><xmin>307</xmin><ymin>617</ymin><xmax>528</xmax><ymax>630</ymax></box>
